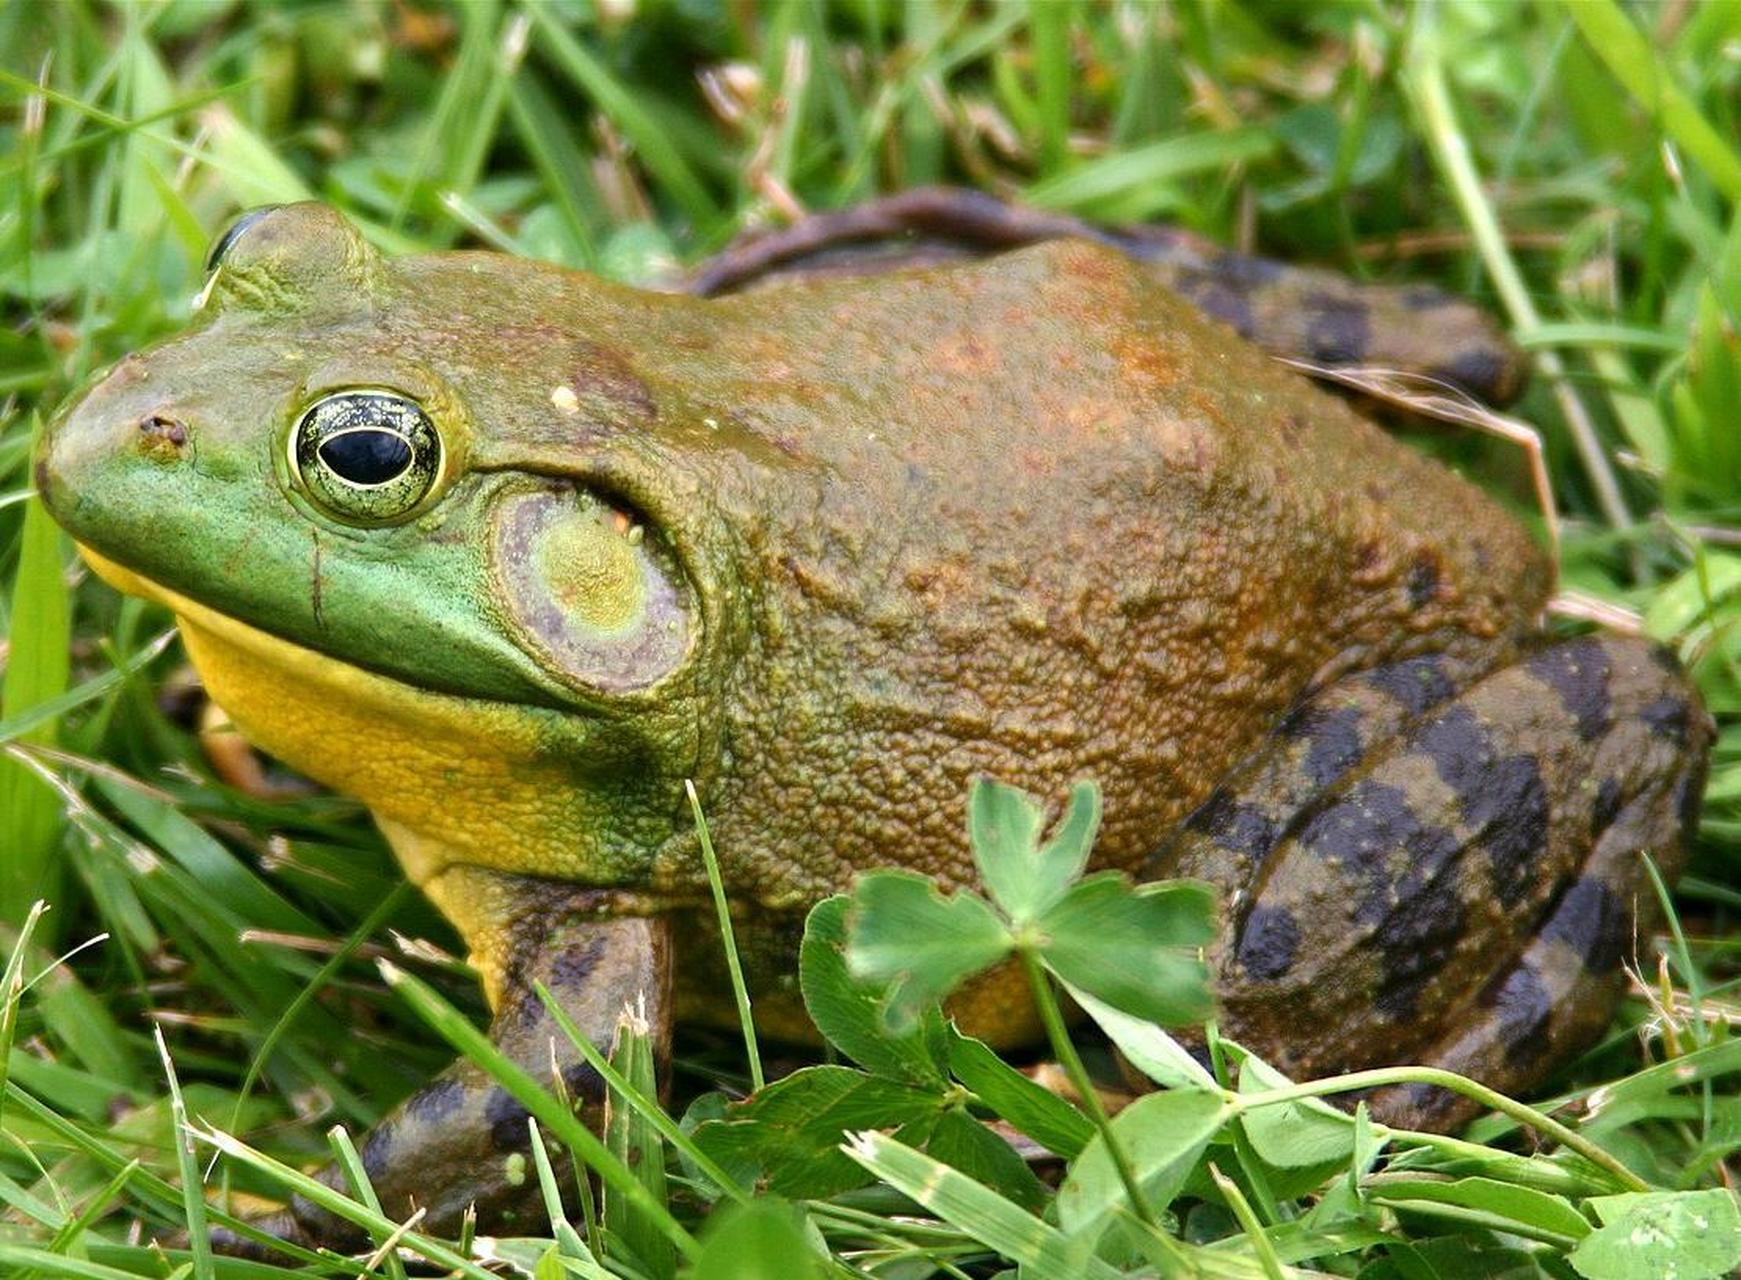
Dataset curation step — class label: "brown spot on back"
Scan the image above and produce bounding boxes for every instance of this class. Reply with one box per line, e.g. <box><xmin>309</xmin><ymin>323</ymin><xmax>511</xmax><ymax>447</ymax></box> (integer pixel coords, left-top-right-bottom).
<box><xmin>569</xmin><ymin>343</ymin><xmax>656</xmax><ymax>423</ymax></box>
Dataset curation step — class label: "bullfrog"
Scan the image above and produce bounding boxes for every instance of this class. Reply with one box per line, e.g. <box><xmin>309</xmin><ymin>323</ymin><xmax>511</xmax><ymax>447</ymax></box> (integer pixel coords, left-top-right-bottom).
<box><xmin>37</xmin><ymin>197</ymin><xmax>1708</xmax><ymax>1249</ymax></box>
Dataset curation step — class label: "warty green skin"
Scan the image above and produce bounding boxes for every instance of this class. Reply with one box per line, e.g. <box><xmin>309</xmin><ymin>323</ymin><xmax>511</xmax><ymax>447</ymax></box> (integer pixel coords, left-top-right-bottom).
<box><xmin>38</xmin><ymin>204</ymin><xmax>1710</xmax><ymax>1246</ymax></box>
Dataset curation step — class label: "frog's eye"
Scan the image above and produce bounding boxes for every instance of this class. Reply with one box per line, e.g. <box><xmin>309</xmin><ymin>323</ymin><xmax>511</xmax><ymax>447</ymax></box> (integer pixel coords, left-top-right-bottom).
<box><xmin>290</xmin><ymin>391</ymin><xmax>443</xmax><ymax>525</ymax></box>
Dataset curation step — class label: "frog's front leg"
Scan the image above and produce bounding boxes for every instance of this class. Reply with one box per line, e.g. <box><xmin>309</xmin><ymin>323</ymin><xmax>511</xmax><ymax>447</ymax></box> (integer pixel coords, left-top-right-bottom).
<box><xmin>220</xmin><ymin>870</ymin><xmax>672</xmax><ymax>1255</ymax></box>
<box><xmin>1151</xmin><ymin>634</ymin><xmax>1709</xmax><ymax>1130</ymax></box>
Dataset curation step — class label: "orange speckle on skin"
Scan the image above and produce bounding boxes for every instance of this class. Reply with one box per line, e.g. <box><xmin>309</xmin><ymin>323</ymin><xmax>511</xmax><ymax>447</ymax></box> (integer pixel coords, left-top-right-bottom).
<box><xmin>1110</xmin><ymin>335</ymin><xmax>1180</xmax><ymax>388</ymax></box>
<box><xmin>932</xmin><ymin>331</ymin><xmax>998</xmax><ymax>376</ymax></box>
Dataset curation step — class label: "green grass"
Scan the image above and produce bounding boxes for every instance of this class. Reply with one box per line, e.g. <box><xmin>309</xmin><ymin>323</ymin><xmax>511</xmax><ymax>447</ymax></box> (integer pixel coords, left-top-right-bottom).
<box><xmin>3</xmin><ymin>1</ymin><xmax>1741</xmax><ymax>1276</ymax></box>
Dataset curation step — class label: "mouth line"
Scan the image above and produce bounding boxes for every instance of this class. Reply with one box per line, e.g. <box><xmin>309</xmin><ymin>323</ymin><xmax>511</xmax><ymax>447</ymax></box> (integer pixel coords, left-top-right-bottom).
<box><xmin>78</xmin><ymin>544</ymin><xmax>550</xmax><ymax>714</ymax></box>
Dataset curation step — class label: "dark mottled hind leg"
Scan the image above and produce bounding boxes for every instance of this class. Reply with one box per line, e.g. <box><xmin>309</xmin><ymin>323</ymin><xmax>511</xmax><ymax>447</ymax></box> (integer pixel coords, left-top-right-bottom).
<box><xmin>1152</xmin><ymin>634</ymin><xmax>1709</xmax><ymax>1130</ymax></box>
<box><xmin>1366</xmin><ymin>640</ymin><xmax>1709</xmax><ymax>1129</ymax></box>
<box><xmin>213</xmin><ymin>876</ymin><xmax>672</xmax><ymax>1255</ymax></box>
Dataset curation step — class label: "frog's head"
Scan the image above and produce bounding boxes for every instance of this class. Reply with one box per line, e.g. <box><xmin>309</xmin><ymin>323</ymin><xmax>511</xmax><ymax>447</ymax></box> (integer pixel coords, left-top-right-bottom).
<box><xmin>39</xmin><ymin>204</ymin><xmax>732</xmax><ymax>889</ymax></box>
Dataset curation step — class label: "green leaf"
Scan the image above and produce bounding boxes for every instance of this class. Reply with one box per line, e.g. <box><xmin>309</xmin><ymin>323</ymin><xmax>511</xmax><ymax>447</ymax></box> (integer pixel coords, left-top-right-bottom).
<box><xmin>693</xmin><ymin>1066</ymin><xmax>943</xmax><ymax>1198</ymax></box>
<box><xmin>1641</xmin><ymin>553</ymin><xmax>1741</xmax><ymax>640</ymax></box>
<box><xmin>947</xmin><ymin>1028</ymin><xmax>1094</xmax><ymax>1159</ymax></box>
<box><xmin>1583</xmin><ymin>1038</ymin><xmax>1741</xmax><ymax>1135</ymax></box>
<box><xmin>1370</xmin><ymin>1174</ymin><xmax>1590</xmax><ymax>1245</ymax></box>
<box><xmin>1066</xmin><ymin>985</ymin><xmax>1218</xmax><ymax>1091</ymax></box>
<box><xmin>925</xmin><ymin>1106</ymin><xmax>1047</xmax><ymax>1212</ymax></box>
<box><xmin>1024</xmin><ymin>126</ymin><xmax>1279</xmax><ymax>216</ymax></box>
<box><xmin>684</xmin><ymin>1198</ymin><xmax>827</xmax><ymax>1280</ymax></box>
<box><xmin>1570</xmin><ymin>1190</ymin><xmax>1741</xmax><ymax>1280</ymax></box>
<box><xmin>970</xmin><ymin>777</ymin><xmax>1100</xmax><ymax>923</ymax></box>
<box><xmin>1236</xmin><ymin>1049</ymin><xmax>1355</xmax><ymax>1169</ymax></box>
<box><xmin>381</xmin><ymin>962</ymin><xmax>698</xmax><ymax>1263</ymax></box>
<box><xmin>1559</xmin><ymin>0</ymin><xmax>1741</xmax><ymax>203</ymax></box>
<box><xmin>1356</xmin><ymin>1237</ymin><xmax>1547</xmax><ymax>1280</ymax></box>
<box><xmin>968</xmin><ymin>777</ymin><xmax>1044</xmax><ymax>918</ymax></box>
<box><xmin>97</xmin><ymin>777</ymin><xmax>320</xmax><ymax>937</ymax></box>
<box><xmin>1057</xmin><ymin>1088</ymin><xmax>1230</xmax><ymax>1239</ymax></box>
<box><xmin>1037</xmin><ymin>876</ymin><xmax>1216</xmax><ymax>1027</ymax></box>
<box><xmin>844</xmin><ymin>871</ymin><xmax>1010</xmax><ymax>1030</ymax></box>
<box><xmin>798</xmin><ymin>896</ymin><xmax>945</xmax><ymax>1086</ymax></box>
<box><xmin>522</xmin><ymin>6</ymin><xmax>718</xmax><ymax>227</ymax></box>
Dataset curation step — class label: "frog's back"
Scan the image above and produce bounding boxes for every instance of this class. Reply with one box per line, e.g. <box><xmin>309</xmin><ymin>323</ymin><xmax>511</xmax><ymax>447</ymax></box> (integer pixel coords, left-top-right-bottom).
<box><xmin>667</xmin><ymin>240</ymin><xmax>1551</xmax><ymax>899</ymax></box>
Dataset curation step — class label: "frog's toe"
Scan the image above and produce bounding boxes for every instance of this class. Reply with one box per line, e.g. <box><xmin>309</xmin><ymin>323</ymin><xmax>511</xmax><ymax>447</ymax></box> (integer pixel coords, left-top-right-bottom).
<box><xmin>1162</xmin><ymin>634</ymin><xmax>1709</xmax><ymax>1127</ymax></box>
<box><xmin>206</xmin><ymin>1212</ymin><xmax>319</xmax><ymax>1261</ymax></box>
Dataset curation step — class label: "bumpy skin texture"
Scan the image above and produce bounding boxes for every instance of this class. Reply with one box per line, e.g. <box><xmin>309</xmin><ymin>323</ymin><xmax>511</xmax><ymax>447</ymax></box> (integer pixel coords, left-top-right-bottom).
<box><xmin>39</xmin><ymin>202</ymin><xmax>1708</xmax><ymax>1243</ymax></box>
<box><xmin>685</xmin><ymin>186</ymin><xmax>1528</xmax><ymax>405</ymax></box>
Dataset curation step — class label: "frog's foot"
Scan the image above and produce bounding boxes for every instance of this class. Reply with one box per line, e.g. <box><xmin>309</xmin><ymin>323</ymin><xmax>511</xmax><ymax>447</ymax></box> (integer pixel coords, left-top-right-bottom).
<box><xmin>1154</xmin><ymin>634</ymin><xmax>1709</xmax><ymax>1131</ymax></box>
<box><xmin>209</xmin><ymin>881</ymin><xmax>672</xmax><ymax>1257</ymax></box>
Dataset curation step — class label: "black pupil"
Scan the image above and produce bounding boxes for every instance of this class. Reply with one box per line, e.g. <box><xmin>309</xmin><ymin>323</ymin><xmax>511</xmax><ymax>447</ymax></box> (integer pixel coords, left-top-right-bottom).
<box><xmin>319</xmin><ymin>430</ymin><xmax>413</xmax><ymax>485</ymax></box>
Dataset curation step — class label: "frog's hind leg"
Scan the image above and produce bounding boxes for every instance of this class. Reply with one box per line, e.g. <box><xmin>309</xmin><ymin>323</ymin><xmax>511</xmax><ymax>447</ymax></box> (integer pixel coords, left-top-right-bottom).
<box><xmin>213</xmin><ymin>870</ymin><xmax>672</xmax><ymax>1256</ymax></box>
<box><xmin>1366</xmin><ymin>662</ymin><xmax>1709</xmax><ymax>1130</ymax></box>
<box><xmin>1154</xmin><ymin>634</ymin><xmax>1708</xmax><ymax>1132</ymax></box>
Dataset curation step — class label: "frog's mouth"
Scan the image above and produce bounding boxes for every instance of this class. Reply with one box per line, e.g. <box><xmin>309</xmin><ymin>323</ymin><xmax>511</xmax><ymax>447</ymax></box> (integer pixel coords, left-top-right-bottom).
<box><xmin>83</xmin><ymin>539</ymin><xmax>605</xmax><ymax>849</ymax></box>
<box><xmin>76</xmin><ymin>544</ymin><xmax>643</xmax><ymax>890</ymax></box>
<box><xmin>80</xmin><ymin>544</ymin><xmax>504</xmax><ymax>713</ymax></box>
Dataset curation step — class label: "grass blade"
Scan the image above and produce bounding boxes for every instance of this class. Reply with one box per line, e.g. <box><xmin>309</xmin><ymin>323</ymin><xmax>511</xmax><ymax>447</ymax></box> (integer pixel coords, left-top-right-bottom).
<box><xmin>0</xmin><ymin>492</ymin><xmax>70</xmax><ymax>932</ymax></box>
<box><xmin>152</xmin><ymin>1026</ymin><xmax>212</xmax><ymax>1280</ymax></box>
<box><xmin>1558</xmin><ymin>0</ymin><xmax>1741</xmax><ymax>202</ymax></box>
<box><xmin>380</xmin><ymin>960</ymin><xmax>702</xmax><ymax>1263</ymax></box>
<box><xmin>842</xmin><ymin>1130</ymin><xmax>1122</xmax><ymax>1280</ymax></box>
<box><xmin>687</xmin><ymin>780</ymin><xmax>763</xmax><ymax>1092</ymax></box>
<box><xmin>605</xmin><ymin>1004</ymin><xmax>674</xmax><ymax>1278</ymax></box>
<box><xmin>521</xmin><ymin>5</ymin><xmax>717</xmax><ymax>228</ymax></box>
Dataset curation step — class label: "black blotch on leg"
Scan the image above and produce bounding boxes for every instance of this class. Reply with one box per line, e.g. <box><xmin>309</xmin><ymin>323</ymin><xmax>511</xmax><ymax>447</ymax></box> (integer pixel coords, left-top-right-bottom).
<box><xmin>1236</xmin><ymin>905</ymin><xmax>1301</xmax><ymax>981</ymax></box>
<box><xmin>484</xmin><ymin>1086</ymin><xmax>533</xmax><ymax>1153</ymax></box>
<box><xmin>1592</xmin><ymin>779</ymin><xmax>1624</xmax><ymax>838</ymax></box>
<box><xmin>1183</xmin><ymin>789</ymin><xmax>1279</xmax><ymax>861</ymax></box>
<box><xmin>358</xmin><ymin>1118</ymin><xmax>400</xmax><ymax>1182</ymax></box>
<box><xmin>1373</xmin><ymin>893</ymin><xmax>1467</xmax><ymax>1021</ymax></box>
<box><xmin>546</xmin><ymin>935</ymin><xmax>608</xmax><ymax>994</ymax></box>
<box><xmin>1526</xmin><ymin>639</ymin><xmax>1612</xmax><ymax>740</ymax></box>
<box><xmin>1417</xmin><ymin>705</ymin><xmax>1491</xmax><ymax>792</ymax></box>
<box><xmin>1278</xmin><ymin>704</ymin><xmax>1365</xmax><ymax>788</ymax></box>
<box><xmin>1464</xmin><ymin>756</ymin><xmax>1549</xmax><ymax>906</ymax></box>
<box><xmin>404</xmin><ymin>1074</ymin><xmax>467</xmax><ymax>1128</ymax></box>
<box><xmin>1299</xmin><ymin>782</ymin><xmax>1462</xmax><ymax>896</ymax></box>
<box><xmin>1417</xmin><ymin>707</ymin><xmax>1549</xmax><ymax>906</ymax></box>
<box><xmin>1639</xmin><ymin>695</ymin><xmax>1691</xmax><ymax>745</ymax></box>
<box><xmin>1647</xmin><ymin>643</ymin><xmax>1685</xmax><ymax>678</ymax></box>
<box><xmin>561</xmin><ymin>1061</ymin><xmax>607</xmax><ymax>1107</ymax></box>
<box><xmin>1398</xmin><ymin>1081</ymin><xmax>1462</xmax><ymax>1125</ymax></box>
<box><xmin>1362</xmin><ymin>655</ymin><xmax>1457</xmax><ymax>715</ymax></box>
<box><xmin>1177</xmin><ymin>276</ymin><xmax>1256</xmax><ymax>339</ymax></box>
<box><xmin>1427</xmin><ymin>349</ymin><xmax>1507</xmax><ymax>401</ymax></box>
<box><xmin>1406</xmin><ymin>552</ymin><xmax>1440</xmax><ymax>608</ymax></box>
<box><xmin>1481</xmin><ymin>963</ymin><xmax>1554</xmax><ymax>1066</ymax></box>
<box><xmin>1675</xmin><ymin>764</ymin><xmax>1707</xmax><ymax>837</ymax></box>
<box><xmin>1542</xmin><ymin>877</ymin><xmax>1630</xmax><ymax>975</ymax></box>
<box><xmin>1297</xmin><ymin>780</ymin><xmax>1467</xmax><ymax>1021</ymax></box>
<box><xmin>1302</xmin><ymin>292</ymin><xmax>1371</xmax><ymax>364</ymax></box>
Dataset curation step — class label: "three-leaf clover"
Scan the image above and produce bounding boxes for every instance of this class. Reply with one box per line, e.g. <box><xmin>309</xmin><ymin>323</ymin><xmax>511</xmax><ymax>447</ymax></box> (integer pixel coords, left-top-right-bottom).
<box><xmin>844</xmin><ymin>777</ymin><xmax>1217</xmax><ymax>1032</ymax></box>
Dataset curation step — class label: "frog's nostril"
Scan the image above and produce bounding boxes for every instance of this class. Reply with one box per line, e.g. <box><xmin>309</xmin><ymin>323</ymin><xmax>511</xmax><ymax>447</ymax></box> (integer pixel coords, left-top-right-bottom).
<box><xmin>138</xmin><ymin>413</ymin><xmax>189</xmax><ymax>458</ymax></box>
